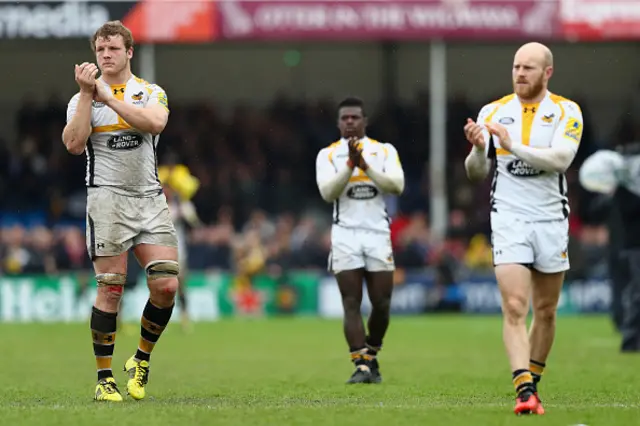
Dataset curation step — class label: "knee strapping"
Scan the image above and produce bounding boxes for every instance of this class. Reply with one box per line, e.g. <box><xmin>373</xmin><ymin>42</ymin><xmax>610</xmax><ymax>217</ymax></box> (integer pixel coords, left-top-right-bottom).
<box><xmin>95</xmin><ymin>273</ymin><xmax>126</xmax><ymax>287</ymax></box>
<box><xmin>145</xmin><ymin>260</ymin><xmax>180</xmax><ymax>281</ymax></box>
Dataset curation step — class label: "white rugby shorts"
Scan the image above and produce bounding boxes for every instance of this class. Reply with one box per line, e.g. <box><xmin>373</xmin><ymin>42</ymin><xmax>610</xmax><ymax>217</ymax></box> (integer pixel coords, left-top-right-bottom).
<box><xmin>491</xmin><ymin>213</ymin><xmax>570</xmax><ymax>273</ymax></box>
<box><xmin>328</xmin><ymin>226</ymin><xmax>395</xmax><ymax>274</ymax></box>
<box><xmin>86</xmin><ymin>187</ymin><xmax>178</xmax><ymax>259</ymax></box>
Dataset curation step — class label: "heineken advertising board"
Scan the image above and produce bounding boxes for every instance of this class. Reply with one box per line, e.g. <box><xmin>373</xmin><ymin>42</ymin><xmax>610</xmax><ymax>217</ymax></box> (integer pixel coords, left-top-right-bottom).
<box><xmin>0</xmin><ymin>272</ymin><xmax>611</xmax><ymax>322</ymax></box>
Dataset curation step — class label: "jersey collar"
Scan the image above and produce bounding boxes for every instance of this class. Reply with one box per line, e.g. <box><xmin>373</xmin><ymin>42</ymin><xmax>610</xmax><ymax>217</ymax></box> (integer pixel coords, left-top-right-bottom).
<box><xmin>340</xmin><ymin>135</ymin><xmax>369</xmax><ymax>143</ymax></box>
<box><xmin>517</xmin><ymin>90</ymin><xmax>550</xmax><ymax>107</ymax></box>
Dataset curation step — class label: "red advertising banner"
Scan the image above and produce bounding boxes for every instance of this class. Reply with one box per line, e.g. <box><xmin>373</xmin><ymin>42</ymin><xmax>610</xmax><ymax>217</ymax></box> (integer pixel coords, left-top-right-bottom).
<box><xmin>123</xmin><ymin>0</ymin><xmax>217</xmax><ymax>43</ymax></box>
<box><xmin>560</xmin><ymin>0</ymin><xmax>640</xmax><ymax>40</ymax></box>
<box><xmin>215</xmin><ymin>0</ymin><xmax>559</xmax><ymax>41</ymax></box>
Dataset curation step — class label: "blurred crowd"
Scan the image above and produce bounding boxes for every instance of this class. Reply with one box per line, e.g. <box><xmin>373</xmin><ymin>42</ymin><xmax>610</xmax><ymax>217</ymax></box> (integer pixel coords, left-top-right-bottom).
<box><xmin>2</xmin><ymin>90</ymin><xmax>637</xmax><ymax>279</ymax></box>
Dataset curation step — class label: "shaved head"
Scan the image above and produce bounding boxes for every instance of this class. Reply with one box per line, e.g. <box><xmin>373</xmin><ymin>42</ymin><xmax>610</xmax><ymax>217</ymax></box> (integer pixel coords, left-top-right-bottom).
<box><xmin>512</xmin><ymin>42</ymin><xmax>554</xmax><ymax>102</ymax></box>
<box><xmin>515</xmin><ymin>42</ymin><xmax>553</xmax><ymax>68</ymax></box>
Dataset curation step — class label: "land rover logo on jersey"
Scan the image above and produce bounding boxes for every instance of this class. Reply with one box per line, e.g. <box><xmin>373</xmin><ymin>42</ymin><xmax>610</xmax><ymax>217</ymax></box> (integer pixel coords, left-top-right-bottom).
<box><xmin>107</xmin><ymin>134</ymin><xmax>143</xmax><ymax>151</ymax></box>
<box><xmin>507</xmin><ymin>159</ymin><xmax>543</xmax><ymax>177</ymax></box>
<box><xmin>499</xmin><ymin>117</ymin><xmax>515</xmax><ymax>125</ymax></box>
<box><xmin>347</xmin><ymin>185</ymin><xmax>378</xmax><ymax>200</ymax></box>
<box><xmin>92</xmin><ymin>100</ymin><xmax>105</xmax><ymax>109</ymax></box>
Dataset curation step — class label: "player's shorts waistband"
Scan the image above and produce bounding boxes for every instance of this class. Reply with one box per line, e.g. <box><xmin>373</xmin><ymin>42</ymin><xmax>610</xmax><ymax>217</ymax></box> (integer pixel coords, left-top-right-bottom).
<box><xmin>87</xmin><ymin>185</ymin><xmax>163</xmax><ymax>198</ymax></box>
<box><xmin>331</xmin><ymin>225</ymin><xmax>390</xmax><ymax>235</ymax></box>
<box><xmin>490</xmin><ymin>211</ymin><xmax>568</xmax><ymax>224</ymax></box>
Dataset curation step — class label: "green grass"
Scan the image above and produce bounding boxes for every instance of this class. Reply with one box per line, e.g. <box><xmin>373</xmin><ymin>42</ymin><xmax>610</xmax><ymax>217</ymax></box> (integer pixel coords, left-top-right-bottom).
<box><xmin>0</xmin><ymin>315</ymin><xmax>638</xmax><ymax>425</ymax></box>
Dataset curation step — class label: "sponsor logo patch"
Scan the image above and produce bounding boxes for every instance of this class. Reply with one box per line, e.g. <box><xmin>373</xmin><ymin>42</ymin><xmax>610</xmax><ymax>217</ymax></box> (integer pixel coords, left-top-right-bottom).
<box><xmin>346</xmin><ymin>185</ymin><xmax>378</xmax><ymax>200</ymax></box>
<box><xmin>506</xmin><ymin>159</ymin><xmax>543</xmax><ymax>177</ymax></box>
<box><xmin>107</xmin><ymin>133</ymin><xmax>143</xmax><ymax>151</ymax></box>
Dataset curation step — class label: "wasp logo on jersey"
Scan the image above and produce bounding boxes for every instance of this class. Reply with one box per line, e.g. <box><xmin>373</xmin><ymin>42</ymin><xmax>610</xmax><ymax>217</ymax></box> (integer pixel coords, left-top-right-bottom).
<box><xmin>107</xmin><ymin>133</ymin><xmax>143</xmax><ymax>151</ymax></box>
<box><xmin>507</xmin><ymin>159</ymin><xmax>543</xmax><ymax>177</ymax></box>
<box><xmin>131</xmin><ymin>91</ymin><xmax>144</xmax><ymax>101</ymax></box>
<box><xmin>541</xmin><ymin>113</ymin><xmax>555</xmax><ymax>123</ymax></box>
<box><xmin>347</xmin><ymin>185</ymin><xmax>378</xmax><ymax>200</ymax></box>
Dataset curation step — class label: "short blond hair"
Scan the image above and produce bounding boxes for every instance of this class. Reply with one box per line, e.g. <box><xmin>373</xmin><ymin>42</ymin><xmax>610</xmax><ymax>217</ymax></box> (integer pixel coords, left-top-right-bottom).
<box><xmin>91</xmin><ymin>20</ymin><xmax>134</xmax><ymax>52</ymax></box>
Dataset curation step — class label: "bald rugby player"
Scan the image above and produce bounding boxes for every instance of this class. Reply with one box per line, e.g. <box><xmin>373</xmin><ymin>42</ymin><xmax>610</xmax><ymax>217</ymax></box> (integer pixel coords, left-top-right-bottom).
<box><xmin>463</xmin><ymin>42</ymin><xmax>584</xmax><ymax>415</ymax></box>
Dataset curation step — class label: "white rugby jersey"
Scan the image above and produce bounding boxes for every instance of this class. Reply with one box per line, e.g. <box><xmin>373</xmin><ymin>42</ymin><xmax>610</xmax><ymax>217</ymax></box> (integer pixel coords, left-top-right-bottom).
<box><xmin>478</xmin><ymin>91</ymin><xmax>583</xmax><ymax>220</ymax></box>
<box><xmin>316</xmin><ymin>137</ymin><xmax>402</xmax><ymax>233</ymax></box>
<box><xmin>66</xmin><ymin>75</ymin><xmax>169</xmax><ymax>197</ymax></box>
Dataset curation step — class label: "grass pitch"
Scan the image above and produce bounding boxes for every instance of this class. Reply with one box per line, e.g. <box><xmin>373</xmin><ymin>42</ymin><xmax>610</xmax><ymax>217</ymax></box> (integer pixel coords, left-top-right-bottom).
<box><xmin>0</xmin><ymin>315</ymin><xmax>638</xmax><ymax>425</ymax></box>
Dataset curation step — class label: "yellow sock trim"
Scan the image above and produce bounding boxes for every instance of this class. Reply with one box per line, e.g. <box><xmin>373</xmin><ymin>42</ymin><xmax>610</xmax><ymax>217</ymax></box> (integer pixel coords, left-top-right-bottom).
<box><xmin>96</xmin><ymin>356</ymin><xmax>112</xmax><ymax>370</ymax></box>
<box><xmin>530</xmin><ymin>362</ymin><xmax>545</xmax><ymax>376</ymax></box>
<box><xmin>513</xmin><ymin>371</ymin><xmax>533</xmax><ymax>392</ymax></box>
<box><xmin>139</xmin><ymin>339</ymin><xmax>155</xmax><ymax>354</ymax></box>
<box><xmin>350</xmin><ymin>349</ymin><xmax>373</xmax><ymax>362</ymax></box>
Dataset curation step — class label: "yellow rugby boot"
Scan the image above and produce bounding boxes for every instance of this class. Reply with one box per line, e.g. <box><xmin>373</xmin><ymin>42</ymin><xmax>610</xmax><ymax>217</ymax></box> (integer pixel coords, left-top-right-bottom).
<box><xmin>124</xmin><ymin>356</ymin><xmax>150</xmax><ymax>400</ymax></box>
<box><xmin>94</xmin><ymin>377</ymin><xmax>123</xmax><ymax>402</ymax></box>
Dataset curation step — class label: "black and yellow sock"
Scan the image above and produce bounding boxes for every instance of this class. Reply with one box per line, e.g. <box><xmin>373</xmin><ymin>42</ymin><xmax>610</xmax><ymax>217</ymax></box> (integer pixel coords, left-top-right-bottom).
<box><xmin>365</xmin><ymin>336</ymin><xmax>381</xmax><ymax>369</ymax></box>
<box><xmin>350</xmin><ymin>347</ymin><xmax>372</xmax><ymax>367</ymax></box>
<box><xmin>530</xmin><ymin>359</ymin><xmax>545</xmax><ymax>386</ymax></box>
<box><xmin>512</xmin><ymin>369</ymin><xmax>535</xmax><ymax>396</ymax></box>
<box><xmin>91</xmin><ymin>306</ymin><xmax>117</xmax><ymax>381</ymax></box>
<box><xmin>365</xmin><ymin>335</ymin><xmax>381</xmax><ymax>357</ymax></box>
<box><xmin>135</xmin><ymin>300</ymin><xmax>174</xmax><ymax>362</ymax></box>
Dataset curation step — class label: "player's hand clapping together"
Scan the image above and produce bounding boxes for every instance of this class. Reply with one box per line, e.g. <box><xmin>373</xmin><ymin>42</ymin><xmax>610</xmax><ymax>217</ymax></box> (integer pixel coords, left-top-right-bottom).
<box><xmin>464</xmin><ymin>118</ymin><xmax>487</xmax><ymax>151</ymax></box>
<box><xmin>75</xmin><ymin>62</ymin><xmax>98</xmax><ymax>94</ymax></box>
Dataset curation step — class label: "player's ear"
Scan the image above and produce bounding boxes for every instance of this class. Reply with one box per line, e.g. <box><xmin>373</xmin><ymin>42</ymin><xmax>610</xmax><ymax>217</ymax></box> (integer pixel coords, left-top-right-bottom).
<box><xmin>127</xmin><ymin>47</ymin><xmax>134</xmax><ymax>60</ymax></box>
<box><xmin>545</xmin><ymin>66</ymin><xmax>553</xmax><ymax>80</ymax></box>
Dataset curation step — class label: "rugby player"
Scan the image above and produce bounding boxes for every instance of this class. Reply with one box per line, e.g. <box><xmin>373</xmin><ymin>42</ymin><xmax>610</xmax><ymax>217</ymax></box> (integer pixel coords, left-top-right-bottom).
<box><xmin>158</xmin><ymin>162</ymin><xmax>204</xmax><ymax>333</ymax></box>
<box><xmin>315</xmin><ymin>97</ymin><xmax>405</xmax><ymax>384</ymax></box>
<box><xmin>62</xmin><ymin>21</ymin><xmax>178</xmax><ymax>402</ymax></box>
<box><xmin>464</xmin><ymin>42</ymin><xmax>584</xmax><ymax>415</ymax></box>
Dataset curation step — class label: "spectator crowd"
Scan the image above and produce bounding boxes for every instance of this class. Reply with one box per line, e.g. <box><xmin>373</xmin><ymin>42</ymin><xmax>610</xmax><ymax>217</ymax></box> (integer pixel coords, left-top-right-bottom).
<box><xmin>3</xmin><ymin>90</ymin><xmax>637</xmax><ymax>280</ymax></box>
